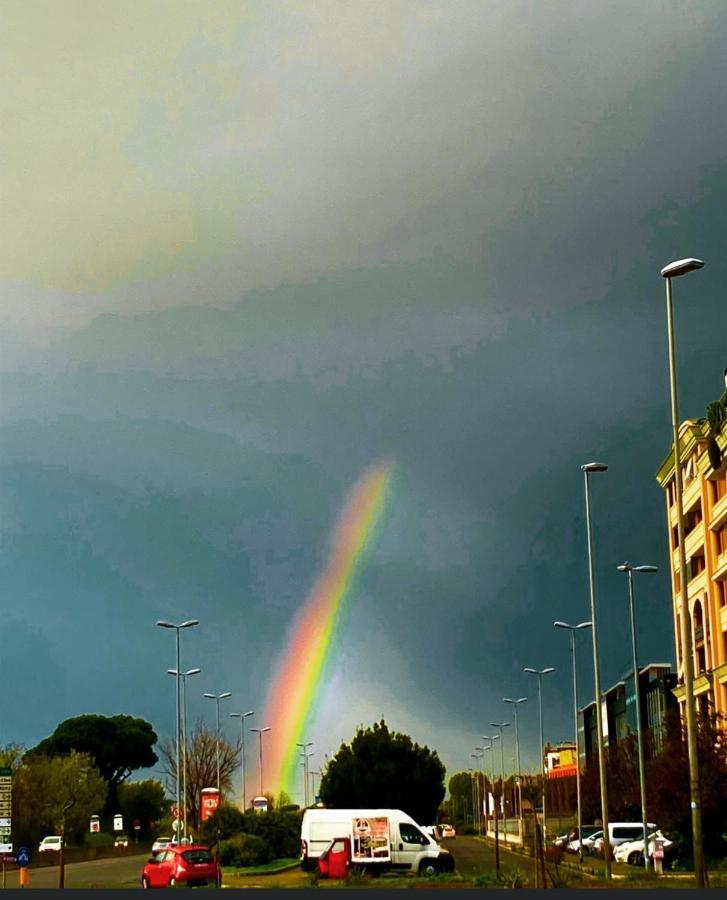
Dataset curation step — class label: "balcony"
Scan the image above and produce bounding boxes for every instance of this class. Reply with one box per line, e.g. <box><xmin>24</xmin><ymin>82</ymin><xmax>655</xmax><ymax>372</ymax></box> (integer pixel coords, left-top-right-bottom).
<box><xmin>682</xmin><ymin>475</ymin><xmax>702</xmax><ymax>514</ymax></box>
<box><xmin>685</xmin><ymin>522</ymin><xmax>705</xmax><ymax>560</ymax></box>
<box><xmin>710</xmin><ymin>492</ymin><xmax>727</xmax><ymax>532</ymax></box>
<box><xmin>713</xmin><ymin>551</ymin><xmax>727</xmax><ymax>583</ymax></box>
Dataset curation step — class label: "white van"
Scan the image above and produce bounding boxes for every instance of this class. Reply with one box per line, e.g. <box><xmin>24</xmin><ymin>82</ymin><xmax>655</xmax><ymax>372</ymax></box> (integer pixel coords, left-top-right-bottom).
<box><xmin>593</xmin><ymin>822</ymin><xmax>658</xmax><ymax>856</ymax></box>
<box><xmin>300</xmin><ymin>808</ymin><xmax>454</xmax><ymax>876</ymax></box>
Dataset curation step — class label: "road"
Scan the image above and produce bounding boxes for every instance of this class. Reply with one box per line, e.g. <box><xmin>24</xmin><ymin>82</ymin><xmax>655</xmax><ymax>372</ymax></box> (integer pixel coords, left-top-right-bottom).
<box><xmin>19</xmin><ymin>853</ymin><xmax>148</xmax><ymax>889</ymax></box>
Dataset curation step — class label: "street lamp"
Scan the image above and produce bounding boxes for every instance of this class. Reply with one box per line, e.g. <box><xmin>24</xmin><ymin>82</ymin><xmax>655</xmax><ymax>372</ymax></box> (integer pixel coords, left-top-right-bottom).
<box><xmin>203</xmin><ymin>692</ymin><xmax>232</xmax><ymax>795</ymax></box>
<box><xmin>168</xmin><ymin>667</ymin><xmax>201</xmax><ymax>843</ymax></box>
<box><xmin>618</xmin><ymin>562</ymin><xmax>658</xmax><ymax>869</ymax></box>
<box><xmin>554</xmin><ymin>620</ymin><xmax>592</xmax><ymax>863</ymax></box>
<box><xmin>503</xmin><ymin>698</ymin><xmax>527</xmax><ymax>840</ymax></box>
<box><xmin>230</xmin><ymin>711</ymin><xmax>255</xmax><ymax>811</ymax></box>
<box><xmin>661</xmin><ymin>256</ymin><xmax>707</xmax><ymax>888</ymax></box>
<box><xmin>523</xmin><ymin>667</ymin><xmax>555</xmax><ymax>840</ymax></box>
<box><xmin>250</xmin><ymin>727</ymin><xmax>271</xmax><ymax>797</ymax></box>
<box><xmin>156</xmin><ymin>619</ymin><xmax>199</xmax><ymax>840</ymax></box>
<box><xmin>581</xmin><ymin>461</ymin><xmax>612</xmax><ymax>878</ymax></box>
<box><xmin>471</xmin><ymin>752</ymin><xmax>482</xmax><ymax>832</ymax></box>
<box><xmin>490</xmin><ymin>722</ymin><xmax>510</xmax><ymax>838</ymax></box>
<box><xmin>296</xmin><ymin>742</ymin><xmax>314</xmax><ymax>807</ymax></box>
<box><xmin>482</xmin><ymin>734</ymin><xmax>501</xmax><ymax>871</ymax></box>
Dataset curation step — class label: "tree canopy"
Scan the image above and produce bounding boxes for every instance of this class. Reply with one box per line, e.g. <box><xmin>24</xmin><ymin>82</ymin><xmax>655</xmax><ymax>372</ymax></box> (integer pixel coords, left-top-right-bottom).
<box><xmin>118</xmin><ymin>779</ymin><xmax>166</xmax><ymax>840</ymax></box>
<box><xmin>319</xmin><ymin>720</ymin><xmax>445</xmax><ymax>824</ymax></box>
<box><xmin>13</xmin><ymin>751</ymin><xmax>107</xmax><ymax>849</ymax></box>
<box><xmin>160</xmin><ymin>718</ymin><xmax>241</xmax><ymax>827</ymax></box>
<box><xmin>31</xmin><ymin>714</ymin><xmax>158</xmax><ymax>789</ymax></box>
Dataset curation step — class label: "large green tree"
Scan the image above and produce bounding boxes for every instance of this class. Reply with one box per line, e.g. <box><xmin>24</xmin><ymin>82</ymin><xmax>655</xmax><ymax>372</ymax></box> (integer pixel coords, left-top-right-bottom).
<box><xmin>318</xmin><ymin>720</ymin><xmax>445</xmax><ymax>824</ymax></box>
<box><xmin>13</xmin><ymin>751</ymin><xmax>108</xmax><ymax>850</ymax></box>
<box><xmin>118</xmin><ymin>779</ymin><xmax>166</xmax><ymax>840</ymax></box>
<box><xmin>30</xmin><ymin>714</ymin><xmax>158</xmax><ymax>814</ymax></box>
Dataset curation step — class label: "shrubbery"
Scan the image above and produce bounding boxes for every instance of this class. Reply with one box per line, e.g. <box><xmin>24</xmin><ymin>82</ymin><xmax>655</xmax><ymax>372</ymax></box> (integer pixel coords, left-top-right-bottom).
<box><xmin>218</xmin><ymin>833</ymin><xmax>272</xmax><ymax>867</ymax></box>
<box><xmin>84</xmin><ymin>831</ymin><xmax>114</xmax><ymax>847</ymax></box>
<box><xmin>201</xmin><ymin>805</ymin><xmax>302</xmax><ymax>865</ymax></box>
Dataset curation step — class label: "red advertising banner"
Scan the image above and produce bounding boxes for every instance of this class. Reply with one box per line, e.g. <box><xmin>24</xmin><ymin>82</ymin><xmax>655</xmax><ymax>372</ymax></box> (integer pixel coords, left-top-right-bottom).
<box><xmin>200</xmin><ymin>788</ymin><xmax>220</xmax><ymax>822</ymax></box>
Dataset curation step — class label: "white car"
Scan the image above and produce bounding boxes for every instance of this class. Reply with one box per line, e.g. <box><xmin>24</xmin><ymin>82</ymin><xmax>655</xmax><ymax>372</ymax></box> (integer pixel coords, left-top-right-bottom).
<box><xmin>151</xmin><ymin>836</ymin><xmax>172</xmax><ymax>854</ymax></box>
<box><xmin>614</xmin><ymin>831</ymin><xmax>673</xmax><ymax>866</ymax></box>
<box><xmin>39</xmin><ymin>836</ymin><xmax>62</xmax><ymax>852</ymax></box>
<box><xmin>567</xmin><ymin>830</ymin><xmax>602</xmax><ymax>854</ymax></box>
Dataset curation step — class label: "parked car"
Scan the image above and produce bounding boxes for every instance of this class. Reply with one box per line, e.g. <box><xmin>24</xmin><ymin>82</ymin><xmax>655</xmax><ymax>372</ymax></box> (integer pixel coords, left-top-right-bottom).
<box><xmin>114</xmin><ymin>835</ymin><xmax>130</xmax><ymax>848</ymax></box>
<box><xmin>567</xmin><ymin>829</ymin><xmax>602</xmax><ymax>854</ymax></box>
<box><xmin>591</xmin><ymin>822</ymin><xmax>657</xmax><ymax>858</ymax></box>
<box><xmin>613</xmin><ymin>830</ymin><xmax>674</xmax><ymax>866</ymax></box>
<box><xmin>440</xmin><ymin>824</ymin><xmax>456</xmax><ymax>839</ymax></box>
<box><xmin>151</xmin><ymin>836</ymin><xmax>172</xmax><ymax>854</ymax></box>
<box><xmin>559</xmin><ymin>826</ymin><xmax>599</xmax><ymax>851</ymax></box>
<box><xmin>38</xmin><ymin>836</ymin><xmax>62</xmax><ymax>853</ymax></box>
<box><xmin>141</xmin><ymin>844</ymin><xmax>221</xmax><ymax>889</ymax></box>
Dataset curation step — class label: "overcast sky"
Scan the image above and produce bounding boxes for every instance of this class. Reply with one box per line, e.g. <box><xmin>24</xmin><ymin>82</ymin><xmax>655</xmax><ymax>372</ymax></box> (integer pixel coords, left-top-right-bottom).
<box><xmin>2</xmin><ymin>0</ymin><xmax>726</xmax><ymax>804</ymax></box>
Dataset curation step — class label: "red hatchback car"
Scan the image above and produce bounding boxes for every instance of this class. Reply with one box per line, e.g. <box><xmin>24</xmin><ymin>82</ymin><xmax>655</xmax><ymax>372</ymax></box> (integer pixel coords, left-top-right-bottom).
<box><xmin>142</xmin><ymin>844</ymin><xmax>221</xmax><ymax>888</ymax></box>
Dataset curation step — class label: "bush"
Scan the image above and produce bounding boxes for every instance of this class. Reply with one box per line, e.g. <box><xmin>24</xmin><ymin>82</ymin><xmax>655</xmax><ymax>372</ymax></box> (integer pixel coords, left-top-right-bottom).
<box><xmin>200</xmin><ymin>804</ymin><xmax>246</xmax><ymax>844</ymax></box>
<box><xmin>84</xmin><ymin>832</ymin><xmax>114</xmax><ymax>847</ymax></box>
<box><xmin>218</xmin><ymin>834</ymin><xmax>272</xmax><ymax>868</ymax></box>
<box><xmin>237</xmin><ymin>810</ymin><xmax>301</xmax><ymax>859</ymax></box>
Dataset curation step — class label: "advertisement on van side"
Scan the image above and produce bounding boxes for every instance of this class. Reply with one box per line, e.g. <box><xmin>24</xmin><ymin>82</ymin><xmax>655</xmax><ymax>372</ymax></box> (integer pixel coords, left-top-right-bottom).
<box><xmin>351</xmin><ymin>817</ymin><xmax>390</xmax><ymax>862</ymax></box>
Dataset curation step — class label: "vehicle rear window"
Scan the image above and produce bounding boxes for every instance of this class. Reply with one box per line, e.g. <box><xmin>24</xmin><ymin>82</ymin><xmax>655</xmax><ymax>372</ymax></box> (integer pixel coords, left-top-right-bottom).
<box><xmin>182</xmin><ymin>850</ymin><xmax>213</xmax><ymax>864</ymax></box>
<box><xmin>613</xmin><ymin>827</ymin><xmax>642</xmax><ymax>840</ymax></box>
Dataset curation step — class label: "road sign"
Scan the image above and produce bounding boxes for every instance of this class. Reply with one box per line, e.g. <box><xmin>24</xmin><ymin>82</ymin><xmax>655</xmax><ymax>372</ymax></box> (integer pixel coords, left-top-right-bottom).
<box><xmin>0</xmin><ymin>846</ymin><xmax>12</xmax><ymax>855</ymax></box>
<box><xmin>0</xmin><ymin>828</ymin><xmax>11</xmax><ymax>837</ymax></box>
<box><xmin>0</xmin><ymin>820</ymin><xmax>10</xmax><ymax>829</ymax></box>
<box><xmin>170</xmin><ymin>806</ymin><xmax>180</xmax><ymax>819</ymax></box>
<box><xmin>133</xmin><ymin>820</ymin><xmax>141</xmax><ymax>831</ymax></box>
<box><xmin>16</xmin><ymin>847</ymin><xmax>30</xmax><ymax>868</ymax></box>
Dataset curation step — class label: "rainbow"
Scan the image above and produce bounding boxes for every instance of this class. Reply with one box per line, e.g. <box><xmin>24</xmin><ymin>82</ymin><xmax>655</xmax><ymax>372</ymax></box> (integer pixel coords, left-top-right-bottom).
<box><xmin>261</xmin><ymin>460</ymin><xmax>394</xmax><ymax>798</ymax></box>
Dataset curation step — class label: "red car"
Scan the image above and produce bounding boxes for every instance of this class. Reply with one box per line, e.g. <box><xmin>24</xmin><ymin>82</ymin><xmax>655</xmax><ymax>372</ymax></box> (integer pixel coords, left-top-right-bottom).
<box><xmin>141</xmin><ymin>844</ymin><xmax>221</xmax><ymax>888</ymax></box>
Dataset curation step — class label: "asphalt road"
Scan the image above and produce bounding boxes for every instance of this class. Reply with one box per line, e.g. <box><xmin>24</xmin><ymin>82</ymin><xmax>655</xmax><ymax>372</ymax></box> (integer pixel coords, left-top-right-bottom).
<box><xmin>19</xmin><ymin>852</ymin><xmax>149</xmax><ymax>889</ymax></box>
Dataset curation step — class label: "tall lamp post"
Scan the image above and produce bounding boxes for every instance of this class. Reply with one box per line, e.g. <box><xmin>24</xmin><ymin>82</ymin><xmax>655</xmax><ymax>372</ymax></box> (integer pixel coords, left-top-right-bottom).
<box><xmin>523</xmin><ymin>667</ymin><xmax>555</xmax><ymax>840</ymax></box>
<box><xmin>250</xmin><ymin>726</ymin><xmax>271</xmax><ymax>797</ymax></box>
<box><xmin>503</xmin><ymin>698</ymin><xmax>527</xmax><ymax>840</ymax></box>
<box><xmin>581</xmin><ymin>460</ymin><xmax>611</xmax><ymax>878</ymax></box>
<box><xmin>470</xmin><ymin>752</ymin><xmax>482</xmax><ymax>832</ymax></box>
<box><xmin>204</xmin><ymin>692</ymin><xmax>232</xmax><ymax>795</ymax></box>
<box><xmin>168</xmin><ymin>667</ymin><xmax>201</xmax><ymax>843</ymax></box>
<box><xmin>475</xmin><ymin>746</ymin><xmax>488</xmax><ymax>832</ymax></box>
<box><xmin>661</xmin><ymin>256</ymin><xmax>706</xmax><ymax>889</ymax></box>
<box><xmin>554</xmin><ymin>620</ymin><xmax>592</xmax><ymax>863</ymax></box>
<box><xmin>296</xmin><ymin>742</ymin><xmax>313</xmax><ymax>807</ymax></box>
<box><xmin>482</xmin><ymin>734</ymin><xmax>500</xmax><ymax>865</ymax></box>
<box><xmin>156</xmin><ymin>619</ymin><xmax>199</xmax><ymax>840</ymax></box>
<box><xmin>230</xmin><ymin>710</ymin><xmax>254</xmax><ymax>811</ymax></box>
<box><xmin>490</xmin><ymin>722</ymin><xmax>510</xmax><ymax>838</ymax></box>
<box><xmin>618</xmin><ymin>562</ymin><xmax>658</xmax><ymax>869</ymax></box>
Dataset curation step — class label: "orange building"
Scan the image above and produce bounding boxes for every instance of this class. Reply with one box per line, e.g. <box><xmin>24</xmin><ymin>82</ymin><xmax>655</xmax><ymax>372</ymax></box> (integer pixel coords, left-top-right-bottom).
<box><xmin>544</xmin><ymin>742</ymin><xmax>578</xmax><ymax>779</ymax></box>
<box><xmin>656</xmin><ymin>393</ymin><xmax>727</xmax><ymax>718</ymax></box>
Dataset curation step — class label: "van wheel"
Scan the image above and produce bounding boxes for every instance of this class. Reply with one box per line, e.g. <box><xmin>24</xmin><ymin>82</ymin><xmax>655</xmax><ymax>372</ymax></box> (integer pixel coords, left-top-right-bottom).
<box><xmin>628</xmin><ymin>851</ymin><xmax>643</xmax><ymax>866</ymax></box>
<box><xmin>419</xmin><ymin>860</ymin><xmax>438</xmax><ymax>877</ymax></box>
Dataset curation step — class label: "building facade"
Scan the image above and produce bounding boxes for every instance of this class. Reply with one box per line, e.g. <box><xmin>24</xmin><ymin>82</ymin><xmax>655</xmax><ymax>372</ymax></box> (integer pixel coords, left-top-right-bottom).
<box><xmin>656</xmin><ymin>403</ymin><xmax>727</xmax><ymax>719</ymax></box>
<box><xmin>544</xmin><ymin>742</ymin><xmax>578</xmax><ymax>779</ymax></box>
<box><xmin>578</xmin><ymin>664</ymin><xmax>678</xmax><ymax>767</ymax></box>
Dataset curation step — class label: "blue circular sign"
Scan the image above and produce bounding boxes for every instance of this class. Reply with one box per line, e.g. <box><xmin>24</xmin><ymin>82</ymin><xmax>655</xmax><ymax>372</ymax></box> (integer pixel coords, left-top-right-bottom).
<box><xmin>16</xmin><ymin>846</ymin><xmax>31</xmax><ymax>867</ymax></box>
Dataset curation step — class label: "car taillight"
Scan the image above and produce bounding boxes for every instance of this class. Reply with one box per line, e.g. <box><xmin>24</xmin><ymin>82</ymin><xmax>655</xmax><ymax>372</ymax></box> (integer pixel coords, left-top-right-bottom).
<box><xmin>301</xmin><ymin>839</ymin><xmax>307</xmax><ymax>857</ymax></box>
